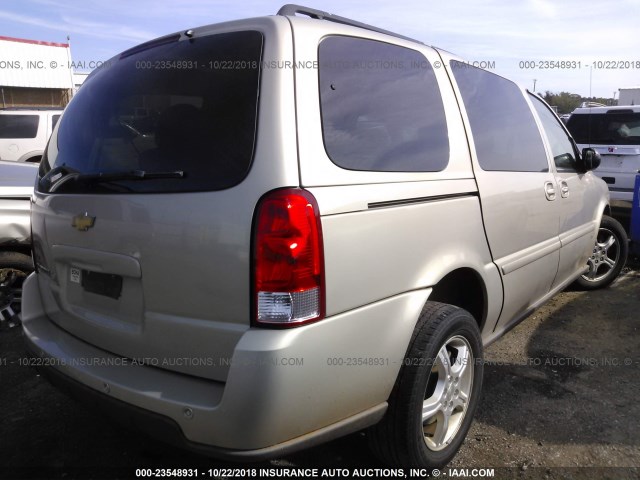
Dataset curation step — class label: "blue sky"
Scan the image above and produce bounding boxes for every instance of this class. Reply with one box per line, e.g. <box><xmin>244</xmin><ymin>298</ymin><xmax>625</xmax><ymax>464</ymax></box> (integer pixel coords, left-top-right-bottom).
<box><xmin>1</xmin><ymin>0</ymin><xmax>638</xmax><ymax>98</ymax></box>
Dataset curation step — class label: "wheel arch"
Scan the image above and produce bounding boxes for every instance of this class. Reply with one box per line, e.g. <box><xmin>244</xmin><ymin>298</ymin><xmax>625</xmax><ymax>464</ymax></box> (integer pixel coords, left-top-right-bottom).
<box><xmin>17</xmin><ymin>150</ymin><xmax>43</xmax><ymax>162</ymax></box>
<box><xmin>427</xmin><ymin>267</ymin><xmax>487</xmax><ymax>331</ymax></box>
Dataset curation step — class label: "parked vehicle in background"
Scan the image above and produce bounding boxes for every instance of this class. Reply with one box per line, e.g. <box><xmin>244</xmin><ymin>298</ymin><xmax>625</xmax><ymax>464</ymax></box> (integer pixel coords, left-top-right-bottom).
<box><xmin>21</xmin><ymin>4</ymin><xmax>625</xmax><ymax>469</ymax></box>
<box><xmin>0</xmin><ymin>160</ymin><xmax>37</xmax><ymax>315</ymax></box>
<box><xmin>567</xmin><ymin>105</ymin><xmax>640</xmax><ymax>205</ymax></box>
<box><xmin>631</xmin><ymin>175</ymin><xmax>640</xmax><ymax>255</ymax></box>
<box><xmin>618</xmin><ymin>87</ymin><xmax>640</xmax><ymax>106</ymax></box>
<box><xmin>0</xmin><ymin>108</ymin><xmax>63</xmax><ymax>163</ymax></box>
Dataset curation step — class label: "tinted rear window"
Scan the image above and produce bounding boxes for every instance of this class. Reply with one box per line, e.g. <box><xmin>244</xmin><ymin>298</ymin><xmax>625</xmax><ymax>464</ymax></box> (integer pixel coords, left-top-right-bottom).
<box><xmin>451</xmin><ymin>61</ymin><xmax>548</xmax><ymax>172</ymax></box>
<box><xmin>39</xmin><ymin>31</ymin><xmax>263</xmax><ymax>194</ymax></box>
<box><xmin>0</xmin><ymin>115</ymin><xmax>39</xmax><ymax>138</ymax></box>
<box><xmin>567</xmin><ymin>111</ymin><xmax>640</xmax><ymax>145</ymax></box>
<box><xmin>318</xmin><ymin>36</ymin><xmax>449</xmax><ymax>172</ymax></box>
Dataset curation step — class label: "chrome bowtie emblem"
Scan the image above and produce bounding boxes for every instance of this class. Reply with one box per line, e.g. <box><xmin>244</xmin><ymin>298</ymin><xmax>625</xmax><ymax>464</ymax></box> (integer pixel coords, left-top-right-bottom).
<box><xmin>72</xmin><ymin>212</ymin><xmax>96</xmax><ymax>231</ymax></box>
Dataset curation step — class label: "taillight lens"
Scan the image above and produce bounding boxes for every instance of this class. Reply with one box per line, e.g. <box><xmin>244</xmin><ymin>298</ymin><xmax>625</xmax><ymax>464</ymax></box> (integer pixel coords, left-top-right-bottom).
<box><xmin>253</xmin><ymin>188</ymin><xmax>325</xmax><ymax>327</ymax></box>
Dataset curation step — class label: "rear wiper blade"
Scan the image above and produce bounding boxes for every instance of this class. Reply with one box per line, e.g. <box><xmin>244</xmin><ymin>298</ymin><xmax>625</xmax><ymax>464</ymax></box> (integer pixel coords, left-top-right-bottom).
<box><xmin>39</xmin><ymin>164</ymin><xmax>80</xmax><ymax>192</ymax></box>
<box><xmin>76</xmin><ymin>170</ymin><xmax>185</xmax><ymax>183</ymax></box>
<box><xmin>48</xmin><ymin>169</ymin><xmax>185</xmax><ymax>192</ymax></box>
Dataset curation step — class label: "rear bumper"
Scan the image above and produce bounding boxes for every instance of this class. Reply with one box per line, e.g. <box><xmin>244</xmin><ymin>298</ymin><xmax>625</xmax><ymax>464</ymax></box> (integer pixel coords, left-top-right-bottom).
<box><xmin>32</xmin><ymin>358</ymin><xmax>384</xmax><ymax>461</ymax></box>
<box><xmin>22</xmin><ymin>273</ymin><xmax>430</xmax><ymax>456</ymax></box>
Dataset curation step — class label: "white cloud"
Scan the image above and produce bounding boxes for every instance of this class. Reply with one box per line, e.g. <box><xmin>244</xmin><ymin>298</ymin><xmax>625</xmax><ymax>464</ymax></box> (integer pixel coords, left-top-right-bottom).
<box><xmin>2</xmin><ymin>0</ymin><xmax>638</xmax><ymax>97</ymax></box>
<box><xmin>0</xmin><ymin>9</ymin><xmax>156</xmax><ymax>43</ymax></box>
<box><xmin>528</xmin><ymin>0</ymin><xmax>557</xmax><ymax>18</ymax></box>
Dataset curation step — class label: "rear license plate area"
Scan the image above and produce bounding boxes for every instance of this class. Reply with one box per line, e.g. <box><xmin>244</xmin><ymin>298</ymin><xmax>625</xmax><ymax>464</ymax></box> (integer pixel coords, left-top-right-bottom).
<box><xmin>81</xmin><ymin>270</ymin><xmax>123</xmax><ymax>299</ymax></box>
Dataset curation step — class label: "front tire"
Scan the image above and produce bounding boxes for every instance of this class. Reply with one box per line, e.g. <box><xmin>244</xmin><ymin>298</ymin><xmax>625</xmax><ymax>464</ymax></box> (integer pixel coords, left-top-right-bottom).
<box><xmin>369</xmin><ymin>302</ymin><xmax>483</xmax><ymax>468</ymax></box>
<box><xmin>575</xmin><ymin>215</ymin><xmax>628</xmax><ymax>290</ymax></box>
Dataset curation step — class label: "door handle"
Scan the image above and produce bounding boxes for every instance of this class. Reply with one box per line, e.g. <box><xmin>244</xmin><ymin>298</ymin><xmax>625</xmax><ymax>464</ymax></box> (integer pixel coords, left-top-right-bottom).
<box><xmin>544</xmin><ymin>181</ymin><xmax>556</xmax><ymax>201</ymax></box>
<box><xmin>560</xmin><ymin>181</ymin><xmax>569</xmax><ymax>198</ymax></box>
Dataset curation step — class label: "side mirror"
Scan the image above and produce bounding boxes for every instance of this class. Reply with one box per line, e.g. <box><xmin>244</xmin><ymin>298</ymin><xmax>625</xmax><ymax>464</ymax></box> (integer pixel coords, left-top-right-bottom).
<box><xmin>578</xmin><ymin>148</ymin><xmax>601</xmax><ymax>172</ymax></box>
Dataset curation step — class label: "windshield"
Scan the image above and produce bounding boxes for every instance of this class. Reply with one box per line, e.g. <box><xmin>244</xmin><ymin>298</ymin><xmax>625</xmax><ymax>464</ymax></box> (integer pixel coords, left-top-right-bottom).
<box><xmin>566</xmin><ymin>111</ymin><xmax>640</xmax><ymax>146</ymax></box>
<box><xmin>39</xmin><ymin>30</ymin><xmax>263</xmax><ymax>194</ymax></box>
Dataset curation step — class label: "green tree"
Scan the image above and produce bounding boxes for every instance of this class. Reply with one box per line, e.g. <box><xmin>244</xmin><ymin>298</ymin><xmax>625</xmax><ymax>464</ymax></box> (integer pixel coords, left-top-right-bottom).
<box><xmin>541</xmin><ymin>91</ymin><xmax>615</xmax><ymax>114</ymax></box>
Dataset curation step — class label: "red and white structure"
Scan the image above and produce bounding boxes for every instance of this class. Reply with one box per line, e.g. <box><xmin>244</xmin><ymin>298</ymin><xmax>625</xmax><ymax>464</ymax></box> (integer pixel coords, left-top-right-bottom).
<box><xmin>0</xmin><ymin>35</ymin><xmax>74</xmax><ymax>108</ymax></box>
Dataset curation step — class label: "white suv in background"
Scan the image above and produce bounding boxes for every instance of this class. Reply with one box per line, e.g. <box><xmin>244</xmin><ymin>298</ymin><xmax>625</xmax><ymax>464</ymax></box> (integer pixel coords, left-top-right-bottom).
<box><xmin>0</xmin><ymin>108</ymin><xmax>63</xmax><ymax>163</ymax></box>
<box><xmin>566</xmin><ymin>105</ymin><xmax>640</xmax><ymax>204</ymax></box>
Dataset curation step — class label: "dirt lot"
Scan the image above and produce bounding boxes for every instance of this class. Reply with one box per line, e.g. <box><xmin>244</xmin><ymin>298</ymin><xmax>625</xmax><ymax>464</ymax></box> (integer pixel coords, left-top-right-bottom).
<box><xmin>1</xmin><ymin>258</ymin><xmax>639</xmax><ymax>480</ymax></box>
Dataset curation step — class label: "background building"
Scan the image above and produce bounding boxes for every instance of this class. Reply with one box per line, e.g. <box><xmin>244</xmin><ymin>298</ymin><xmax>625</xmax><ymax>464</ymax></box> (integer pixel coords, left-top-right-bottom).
<box><xmin>72</xmin><ymin>72</ymin><xmax>89</xmax><ymax>94</ymax></box>
<box><xmin>0</xmin><ymin>35</ymin><xmax>73</xmax><ymax>108</ymax></box>
<box><xmin>618</xmin><ymin>87</ymin><xmax>640</xmax><ymax>106</ymax></box>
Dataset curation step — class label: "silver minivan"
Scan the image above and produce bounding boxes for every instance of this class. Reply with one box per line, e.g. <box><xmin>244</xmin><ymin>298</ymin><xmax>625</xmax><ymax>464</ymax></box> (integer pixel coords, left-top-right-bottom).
<box><xmin>22</xmin><ymin>5</ymin><xmax>626</xmax><ymax>468</ymax></box>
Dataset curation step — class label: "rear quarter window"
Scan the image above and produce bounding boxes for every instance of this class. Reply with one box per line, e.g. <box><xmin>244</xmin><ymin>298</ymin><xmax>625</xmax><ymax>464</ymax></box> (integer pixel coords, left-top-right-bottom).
<box><xmin>0</xmin><ymin>115</ymin><xmax>39</xmax><ymax>139</ymax></box>
<box><xmin>451</xmin><ymin>61</ymin><xmax>548</xmax><ymax>172</ymax></box>
<box><xmin>318</xmin><ymin>36</ymin><xmax>449</xmax><ymax>172</ymax></box>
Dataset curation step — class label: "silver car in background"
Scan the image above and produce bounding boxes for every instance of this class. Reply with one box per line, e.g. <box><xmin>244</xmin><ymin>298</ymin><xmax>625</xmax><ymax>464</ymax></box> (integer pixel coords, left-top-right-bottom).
<box><xmin>0</xmin><ymin>160</ymin><xmax>37</xmax><ymax>316</ymax></box>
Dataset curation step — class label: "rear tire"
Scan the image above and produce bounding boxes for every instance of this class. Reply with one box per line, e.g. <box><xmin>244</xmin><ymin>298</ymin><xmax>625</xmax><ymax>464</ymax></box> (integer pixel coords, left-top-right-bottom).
<box><xmin>368</xmin><ymin>302</ymin><xmax>483</xmax><ymax>468</ymax></box>
<box><xmin>574</xmin><ymin>215</ymin><xmax>628</xmax><ymax>290</ymax></box>
<box><xmin>0</xmin><ymin>251</ymin><xmax>34</xmax><ymax>271</ymax></box>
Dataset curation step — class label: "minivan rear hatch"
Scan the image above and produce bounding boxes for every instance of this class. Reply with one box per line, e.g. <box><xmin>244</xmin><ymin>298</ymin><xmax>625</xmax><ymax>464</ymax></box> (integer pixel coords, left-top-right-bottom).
<box><xmin>32</xmin><ymin>30</ymin><xmax>263</xmax><ymax>382</ymax></box>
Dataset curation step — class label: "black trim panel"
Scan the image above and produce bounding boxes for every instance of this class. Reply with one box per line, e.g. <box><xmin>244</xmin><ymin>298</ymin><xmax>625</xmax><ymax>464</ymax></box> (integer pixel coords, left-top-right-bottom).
<box><xmin>368</xmin><ymin>191</ymin><xmax>478</xmax><ymax>209</ymax></box>
<box><xmin>609</xmin><ymin>187</ymin><xmax>634</xmax><ymax>192</ymax></box>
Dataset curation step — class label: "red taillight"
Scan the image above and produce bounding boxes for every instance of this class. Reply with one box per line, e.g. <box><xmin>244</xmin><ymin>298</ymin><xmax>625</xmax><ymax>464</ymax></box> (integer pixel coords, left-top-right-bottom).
<box><xmin>253</xmin><ymin>188</ymin><xmax>324</xmax><ymax>327</ymax></box>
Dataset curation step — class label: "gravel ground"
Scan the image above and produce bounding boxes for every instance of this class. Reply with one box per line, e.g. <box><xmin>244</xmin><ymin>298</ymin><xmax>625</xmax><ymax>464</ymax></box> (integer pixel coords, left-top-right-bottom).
<box><xmin>1</xmin><ymin>258</ymin><xmax>639</xmax><ymax>480</ymax></box>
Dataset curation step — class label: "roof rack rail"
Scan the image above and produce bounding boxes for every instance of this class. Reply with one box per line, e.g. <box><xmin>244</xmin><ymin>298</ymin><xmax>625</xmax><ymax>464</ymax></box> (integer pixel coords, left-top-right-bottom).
<box><xmin>277</xmin><ymin>4</ymin><xmax>423</xmax><ymax>45</ymax></box>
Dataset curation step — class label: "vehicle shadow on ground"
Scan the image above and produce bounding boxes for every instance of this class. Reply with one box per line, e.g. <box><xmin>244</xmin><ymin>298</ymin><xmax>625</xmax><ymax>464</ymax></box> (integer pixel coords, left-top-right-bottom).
<box><xmin>475</xmin><ymin>263</ymin><xmax>640</xmax><ymax>448</ymax></box>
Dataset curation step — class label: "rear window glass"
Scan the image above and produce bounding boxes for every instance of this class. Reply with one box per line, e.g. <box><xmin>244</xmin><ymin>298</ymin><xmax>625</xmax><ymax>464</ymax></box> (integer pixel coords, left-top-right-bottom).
<box><xmin>39</xmin><ymin>31</ymin><xmax>263</xmax><ymax>194</ymax></box>
<box><xmin>567</xmin><ymin>111</ymin><xmax>640</xmax><ymax>145</ymax></box>
<box><xmin>0</xmin><ymin>115</ymin><xmax>39</xmax><ymax>138</ymax></box>
<box><xmin>451</xmin><ymin>61</ymin><xmax>548</xmax><ymax>172</ymax></box>
<box><xmin>318</xmin><ymin>36</ymin><xmax>449</xmax><ymax>172</ymax></box>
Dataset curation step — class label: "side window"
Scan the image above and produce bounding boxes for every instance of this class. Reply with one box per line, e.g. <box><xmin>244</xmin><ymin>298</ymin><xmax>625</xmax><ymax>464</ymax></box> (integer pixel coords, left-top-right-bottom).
<box><xmin>52</xmin><ymin>115</ymin><xmax>61</xmax><ymax>130</ymax></box>
<box><xmin>450</xmin><ymin>62</ymin><xmax>548</xmax><ymax>172</ymax></box>
<box><xmin>0</xmin><ymin>115</ymin><xmax>39</xmax><ymax>139</ymax></box>
<box><xmin>529</xmin><ymin>94</ymin><xmax>576</xmax><ymax>170</ymax></box>
<box><xmin>318</xmin><ymin>36</ymin><xmax>449</xmax><ymax>172</ymax></box>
